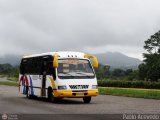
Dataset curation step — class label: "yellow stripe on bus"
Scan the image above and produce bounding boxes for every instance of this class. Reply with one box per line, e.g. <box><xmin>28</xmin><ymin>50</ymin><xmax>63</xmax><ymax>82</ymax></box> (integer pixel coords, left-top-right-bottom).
<box><xmin>49</xmin><ymin>77</ymin><xmax>56</xmax><ymax>89</ymax></box>
<box><xmin>49</xmin><ymin>76</ymin><xmax>59</xmax><ymax>97</ymax></box>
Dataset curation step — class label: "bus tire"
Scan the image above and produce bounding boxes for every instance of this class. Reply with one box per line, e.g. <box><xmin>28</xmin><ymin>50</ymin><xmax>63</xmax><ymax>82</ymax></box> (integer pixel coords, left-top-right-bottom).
<box><xmin>48</xmin><ymin>87</ymin><xmax>58</xmax><ymax>103</ymax></box>
<box><xmin>26</xmin><ymin>86</ymin><xmax>31</xmax><ymax>99</ymax></box>
<box><xmin>26</xmin><ymin>86</ymin><xmax>35</xmax><ymax>99</ymax></box>
<box><xmin>83</xmin><ymin>97</ymin><xmax>91</xmax><ymax>103</ymax></box>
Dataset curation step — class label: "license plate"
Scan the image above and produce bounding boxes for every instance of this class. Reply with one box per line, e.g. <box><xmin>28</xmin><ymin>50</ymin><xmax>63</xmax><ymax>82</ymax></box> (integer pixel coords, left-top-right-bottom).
<box><xmin>76</xmin><ymin>93</ymin><xmax>84</xmax><ymax>96</ymax></box>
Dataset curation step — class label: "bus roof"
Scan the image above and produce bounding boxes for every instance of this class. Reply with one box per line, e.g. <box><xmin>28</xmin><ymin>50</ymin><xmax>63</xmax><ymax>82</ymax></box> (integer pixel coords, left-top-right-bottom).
<box><xmin>23</xmin><ymin>51</ymin><xmax>85</xmax><ymax>59</ymax></box>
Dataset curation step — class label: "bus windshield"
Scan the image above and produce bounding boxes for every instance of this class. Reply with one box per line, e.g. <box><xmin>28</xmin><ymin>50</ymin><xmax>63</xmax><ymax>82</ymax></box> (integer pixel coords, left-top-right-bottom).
<box><xmin>57</xmin><ymin>59</ymin><xmax>95</xmax><ymax>79</ymax></box>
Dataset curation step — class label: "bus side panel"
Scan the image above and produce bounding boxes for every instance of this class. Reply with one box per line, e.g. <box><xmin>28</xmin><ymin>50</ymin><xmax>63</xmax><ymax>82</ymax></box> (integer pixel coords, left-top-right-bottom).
<box><xmin>29</xmin><ymin>75</ymin><xmax>42</xmax><ymax>96</ymax></box>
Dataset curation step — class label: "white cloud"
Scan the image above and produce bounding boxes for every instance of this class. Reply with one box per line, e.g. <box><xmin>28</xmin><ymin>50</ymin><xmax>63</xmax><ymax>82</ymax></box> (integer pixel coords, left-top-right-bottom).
<box><xmin>0</xmin><ymin>0</ymin><xmax>160</xmax><ymax>59</ymax></box>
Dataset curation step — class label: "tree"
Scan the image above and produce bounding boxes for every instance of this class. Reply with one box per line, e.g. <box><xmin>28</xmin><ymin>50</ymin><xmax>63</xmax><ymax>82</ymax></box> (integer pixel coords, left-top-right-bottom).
<box><xmin>0</xmin><ymin>64</ymin><xmax>19</xmax><ymax>79</ymax></box>
<box><xmin>112</xmin><ymin>69</ymin><xmax>126</xmax><ymax>77</ymax></box>
<box><xmin>144</xmin><ymin>54</ymin><xmax>160</xmax><ymax>81</ymax></box>
<box><xmin>139</xmin><ymin>30</ymin><xmax>160</xmax><ymax>81</ymax></box>
<box><xmin>125</xmin><ymin>69</ymin><xmax>133</xmax><ymax>76</ymax></box>
<box><xmin>95</xmin><ymin>64</ymin><xmax>110</xmax><ymax>79</ymax></box>
<box><xmin>138</xmin><ymin>63</ymin><xmax>147</xmax><ymax>80</ymax></box>
<box><xmin>144</xmin><ymin>30</ymin><xmax>160</xmax><ymax>54</ymax></box>
<box><xmin>127</xmin><ymin>70</ymin><xmax>139</xmax><ymax>81</ymax></box>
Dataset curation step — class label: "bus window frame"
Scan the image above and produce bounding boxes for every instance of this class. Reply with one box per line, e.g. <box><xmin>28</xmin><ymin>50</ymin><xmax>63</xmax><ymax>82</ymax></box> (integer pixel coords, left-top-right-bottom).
<box><xmin>57</xmin><ymin>58</ymin><xmax>96</xmax><ymax>79</ymax></box>
<box><xmin>20</xmin><ymin>55</ymin><xmax>56</xmax><ymax>79</ymax></box>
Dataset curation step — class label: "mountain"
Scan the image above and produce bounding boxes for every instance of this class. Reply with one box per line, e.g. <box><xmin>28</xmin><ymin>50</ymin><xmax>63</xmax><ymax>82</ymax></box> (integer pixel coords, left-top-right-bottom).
<box><xmin>94</xmin><ymin>52</ymin><xmax>142</xmax><ymax>69</ymax></box>
<box><xmin>0</xmin><ymin>52</ymin><xmax>142</xmax><ymax>69</ymax></box>
<box><xmin>0</xmin><ymin>54</ymin><xmax>21</xmax><ymax>66</ymax></box>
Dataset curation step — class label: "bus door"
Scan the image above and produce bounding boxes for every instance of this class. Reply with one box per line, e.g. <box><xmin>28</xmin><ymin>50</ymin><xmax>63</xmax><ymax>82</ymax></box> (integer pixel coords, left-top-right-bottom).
<box><xmin>41</xmin><ymin>59</ymin><xmax>48</xmax><ymax>96</ymax></box>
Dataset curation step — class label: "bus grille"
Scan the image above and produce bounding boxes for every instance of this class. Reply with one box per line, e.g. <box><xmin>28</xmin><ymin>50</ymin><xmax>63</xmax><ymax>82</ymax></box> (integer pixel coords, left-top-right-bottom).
<box><xmin>69</xmin><ymin>85</ymin><xmax>89</xmax><ymax>89</ymax></box>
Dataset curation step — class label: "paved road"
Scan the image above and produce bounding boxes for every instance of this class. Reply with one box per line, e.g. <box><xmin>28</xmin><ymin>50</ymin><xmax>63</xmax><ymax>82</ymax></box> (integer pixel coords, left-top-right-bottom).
<box><xmin>0</xmin><ymin>77</ymin><xmax>12</xmax><ymax>82</ymax></box>
<box><xmin>0</xmin><ymin>85</ymin><xmax>160</xmax><ymax>114</ymax></box>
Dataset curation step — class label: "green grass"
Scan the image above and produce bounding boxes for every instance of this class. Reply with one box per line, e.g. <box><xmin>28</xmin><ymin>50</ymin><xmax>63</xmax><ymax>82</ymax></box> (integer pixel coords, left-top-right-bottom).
<box><xmin>98</xmin><ymin>87</ymin><xmax>160</xmax><ymax>99</ymax></box>
<box><xmin>7</xmin><ymin>77</ymin><xmax>18</xmax><ymax>82</ymax></box>
<box><xmin>0</xmin><ymin>81</ymin><xmax>160</xmax><ymax>99</ymax></box>
<box><xmin>0</xmin><ymin>81</ymin><xmax>18</xmax><ymax>86</ymax></box>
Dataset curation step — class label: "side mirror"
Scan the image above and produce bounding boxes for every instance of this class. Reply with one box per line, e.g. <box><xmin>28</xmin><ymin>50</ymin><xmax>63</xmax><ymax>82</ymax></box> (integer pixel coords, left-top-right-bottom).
<box><xmin>53</xmin><ymin>53</ymin><xmax>59</xmax><ymax>68</ymax></box>
<box><xmin>84</xmin><ymin>54</ymin><xmax>99</xmax><ymax>69</ymax></box>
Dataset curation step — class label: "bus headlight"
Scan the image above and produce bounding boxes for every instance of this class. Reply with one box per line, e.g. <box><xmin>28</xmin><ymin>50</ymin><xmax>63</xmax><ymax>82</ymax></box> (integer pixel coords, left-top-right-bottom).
<box><xmin>58</xmin><ymin>85</ymin><xmax>67</xmax><ymax>90</ymax></box>
<box><xmin>92</xmin><ymin>85</ymin><xmax>98</xmax><ymax>89</ymax></box>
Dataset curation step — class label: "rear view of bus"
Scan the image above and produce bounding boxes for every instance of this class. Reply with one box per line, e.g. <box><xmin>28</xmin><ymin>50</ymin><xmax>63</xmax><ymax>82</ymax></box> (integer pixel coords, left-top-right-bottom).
<box><xmin>19</xmin><ymin>51</ymin><xmax>99</xmax><ymax>103</ymax></box>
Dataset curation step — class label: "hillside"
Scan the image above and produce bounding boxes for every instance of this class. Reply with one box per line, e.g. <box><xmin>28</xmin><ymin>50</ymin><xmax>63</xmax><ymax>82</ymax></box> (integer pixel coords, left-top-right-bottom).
<box><xmin>95</xmin><ymin>52</ymin><xmax>142</xmax><ymax>69</ymax></box>
<box><xmin>0</xmin><ymin>52</ymin><xmax>142</xmax><ymax>69</ymax></box>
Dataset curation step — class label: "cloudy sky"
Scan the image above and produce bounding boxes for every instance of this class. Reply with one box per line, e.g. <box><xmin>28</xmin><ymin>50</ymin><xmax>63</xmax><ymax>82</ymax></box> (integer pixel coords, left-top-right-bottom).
<box><xmin>0</xmin><ymin>0</ymin><xmax>160</xmax><ymax>60</ymax></box>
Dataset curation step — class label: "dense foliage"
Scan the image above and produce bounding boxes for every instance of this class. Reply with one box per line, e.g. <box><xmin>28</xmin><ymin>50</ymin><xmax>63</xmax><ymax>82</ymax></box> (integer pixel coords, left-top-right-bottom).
<box><xmin>98</xmin><ymin>80</ymin><xmax>160</xmax><ymax>89</ymax></box>
<box><xmin>95</xmin><ymin>64</ymin><xmax>139</xmax><ymax>81</ymax></box>
<box><xmin>0</xmin><ymin>64</ymin><xmax>19</xmax><ymax>78</ymax></box>
<box><xmin>139</xmin><ymin>30</ymin><xmax>160</xmax><ymax>81</ymax></box>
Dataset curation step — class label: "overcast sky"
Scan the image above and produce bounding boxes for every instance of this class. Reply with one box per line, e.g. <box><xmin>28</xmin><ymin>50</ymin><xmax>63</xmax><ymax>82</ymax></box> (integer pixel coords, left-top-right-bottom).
<box><xmin>0</xmin><ymin>0</ymin><xmax>160</xmax><ymax>60</ymax></box>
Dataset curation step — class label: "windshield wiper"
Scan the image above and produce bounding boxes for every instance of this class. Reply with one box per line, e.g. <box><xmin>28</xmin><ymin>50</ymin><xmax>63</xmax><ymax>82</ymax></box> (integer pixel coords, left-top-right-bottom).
<box><xmin>74</xmin><ymin>72</ymin><xmax>94</xmax><ymax>78</ymax></box>
<box><xmin>58</xmin><ymin>72</ymin><xmax>74</xmax><ymax>77</ymax></box>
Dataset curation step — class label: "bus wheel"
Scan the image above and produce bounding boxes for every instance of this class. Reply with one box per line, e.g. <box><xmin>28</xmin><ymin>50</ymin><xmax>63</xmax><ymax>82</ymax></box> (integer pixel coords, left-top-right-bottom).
<box><xmin>26</xmin><ymin>87</ymin><xmax>36</xmax><ymax>99</ymax></box>
<box><xmin>26</xmin><ymin>87</ymin><xmax>31</xmax><ymax>99</ymax></box>
<box><xmin>48</xmin><ymin>88</ymin><xmax>58</xmax><ymax>103</ymax></box>
<box><xmin>83</xmin><ymin>97</ymin><xmax>91</xmax><ymax>103</ymax></box>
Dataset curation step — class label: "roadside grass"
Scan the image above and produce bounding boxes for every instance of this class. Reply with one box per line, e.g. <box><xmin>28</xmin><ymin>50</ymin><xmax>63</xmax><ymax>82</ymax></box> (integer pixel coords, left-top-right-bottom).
<box><xmin>98</xmin><ymin>87</ymin><xmax>160</xmax><ymax>99</ymax></box>
<box><xmin>7</xmin><ymin>77</ymin><xmax>18</xmax><ymax>82</ymax></box>
<box><xmin>0</xmin><ymin>81</ymin><xmax>160</xmax><ymax>100</ymax></box>
<box><xmin>0</xmin><ymin>81</ymin><xmax>18</xmax><ymax>86</ymax></box>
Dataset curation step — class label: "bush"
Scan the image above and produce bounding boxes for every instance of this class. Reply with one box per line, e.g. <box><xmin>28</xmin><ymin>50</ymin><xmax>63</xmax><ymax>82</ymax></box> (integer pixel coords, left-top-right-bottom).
<box><xmin>98</xmin><ymin>80</ymin><xmax>160</xmax><ymax>89</ymax></box>
<box><xmin>0</xmin><ymin>64</ymin><xmax>19</xmax><ymax>79</ymax></box>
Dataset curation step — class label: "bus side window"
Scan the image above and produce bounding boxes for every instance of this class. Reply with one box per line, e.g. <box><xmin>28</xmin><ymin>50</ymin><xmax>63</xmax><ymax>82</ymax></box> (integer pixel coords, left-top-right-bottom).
<box><xmin>48</xmin><ymin>61</ymin><xmax>56</xmax><ymax>80</ymax></box>
<box><xmin>20</xmin><ymin>59</ymin><xmax>27</xmax><ymax>74</ymax></box>
<box><xmin>32</xmin><ymin>57</ymin><xmax>39</xmax><ymax>75</ymax></box>
<box><xmin>42</xmin><ymin>60</ymin><xmax>47</xmax><ymax>75</ymax></box>
<box><xmin>36</xmin><ymin>57</ymin><xmax>42</xmax><ymax>75</ymax></box>
<box><xmin>27</xmin><ymin>58</ymin><xmax>33</xmax><ymax>74</ymax></box>
<box><xmin>47</xmin><ymin>56</ymin><xmax>56</xmax><ymax>80</ymax></box>
<box><xmin>20</xmin><ymin>62</ymin><xmax>24</xmax><ymax>74</ymax></box>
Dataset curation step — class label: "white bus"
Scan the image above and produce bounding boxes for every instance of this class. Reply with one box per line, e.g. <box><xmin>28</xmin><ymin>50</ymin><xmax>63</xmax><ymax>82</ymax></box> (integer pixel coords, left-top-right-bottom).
<box><xmin>18</xmin><ymin>51</ymin><xmax>99</xmax><ymax>103</ymax></box>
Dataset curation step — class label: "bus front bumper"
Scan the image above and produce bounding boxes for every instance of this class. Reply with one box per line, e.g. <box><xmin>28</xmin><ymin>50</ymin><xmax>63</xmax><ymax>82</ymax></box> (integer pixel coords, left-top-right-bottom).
<box><xmin>54</xmin><ymin>90</ymin><xmax>99</xmax><ymax>98</ymax></box>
